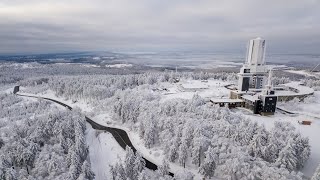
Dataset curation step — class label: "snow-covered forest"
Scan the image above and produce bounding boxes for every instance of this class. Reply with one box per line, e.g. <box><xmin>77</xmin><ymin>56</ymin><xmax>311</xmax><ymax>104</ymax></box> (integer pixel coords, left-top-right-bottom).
<box><xmin>302</xmin><ymin>79</ymin><xmax>320</xmax><ymax>90</ymax></box>
<box><xmin>1</xmin><ymin>62</ymin><xmax>319</xmax><ymax>179</ymax></box>
<box><xmin>0</xmin><ymin>94</ymin><xmax>94</xmax><ymax>179</ymax></box>
<box><xmin>110</xmin><ymin>90</ymin><xmax>309</xmax><ymax>179</ymax></box>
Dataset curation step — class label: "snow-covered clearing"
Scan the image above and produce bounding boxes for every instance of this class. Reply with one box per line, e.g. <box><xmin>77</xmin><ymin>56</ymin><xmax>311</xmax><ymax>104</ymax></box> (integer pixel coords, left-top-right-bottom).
<box><xmin>162</xmin><ymin>79</ymin><xmax>230</xmax><ymax>101</ymax></box>
<box><xmin>82</xmin><ymin>64</ymin><xmax>100</xmax><ymax>68</ymax></box>
<box><xmin>278</xmin><ymin>91</ymin><xmax>320</xmax><ymax>116</ymax></box>
<box><xmin>2</xmin><ymin>87</ymin><xmax>14</xmax><ymax>94</ymax></box>
<box><xmin>105</xmin><ymin>64</ymin><xmax>133</xmax><ymax>68</ymax></box>
<box><xmin>285</xmin><ymin>69</ymin><xmax>320</xmax><ymax>77</ymax></box>
<box><xmin>86</xmin><ymin>125</ymin><xmax>125</xmax><ymax>180</ymax></box>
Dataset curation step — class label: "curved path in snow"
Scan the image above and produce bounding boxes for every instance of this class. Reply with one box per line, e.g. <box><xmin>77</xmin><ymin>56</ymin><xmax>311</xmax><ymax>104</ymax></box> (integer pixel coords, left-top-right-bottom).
<box><xmin>16</xmin><ymin>93</ymin><xmax>174</xmax><ymax>176</ymax></box>
<box><xmin>277</xmin><ymin>106</ymin><xmax>320</xmax><ymax>119</ymax></box>
<box><xmin>276</xmin><ymin>107</ymin><xmax>296</xmax><ymax>115</ymax></box>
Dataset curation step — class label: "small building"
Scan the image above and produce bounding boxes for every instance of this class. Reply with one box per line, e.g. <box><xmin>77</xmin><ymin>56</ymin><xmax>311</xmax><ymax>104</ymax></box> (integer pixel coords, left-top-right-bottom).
<box><xmin>13</xmin><ymin>85</ymin><xmax>20</xmax><ymax>94</ymax></box>
<box><xmin>210</xmin><ymin>98</ymin><xmax>244</xmax><ymax>108</ymax></box>
<box><xmin>240</xmin><ymin>93</ymin><xmax>277</xmax><ymax>115</ymax></box>
<box><xmin>299</xmin><ymin>121</ymin><xmax>312</xmax><ymax>125</ymax></box>
<box><xmin>259</xmin><ymin>94</ymin><xmax>277</xmax><ymax>115</ymax></box>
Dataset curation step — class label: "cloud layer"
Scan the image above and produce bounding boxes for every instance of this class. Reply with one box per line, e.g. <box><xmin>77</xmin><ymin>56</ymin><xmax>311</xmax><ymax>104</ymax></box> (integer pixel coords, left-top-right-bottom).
<box><xmin>0</xmin><ymin>0</ymin><xmax>319</xmax><ymax>54</ymax></box>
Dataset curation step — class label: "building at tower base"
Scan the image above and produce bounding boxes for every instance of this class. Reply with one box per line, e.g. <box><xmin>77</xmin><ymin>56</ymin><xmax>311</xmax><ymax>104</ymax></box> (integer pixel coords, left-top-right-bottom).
<box><xmin>214</xmin><ymin>37</ymin><xmax>314</xmax><ymax>116</ymax></box>
<box><xmin>231</xmin><ymin>37</ymin><xmax>277</xmax><ymax>115</ymax></box>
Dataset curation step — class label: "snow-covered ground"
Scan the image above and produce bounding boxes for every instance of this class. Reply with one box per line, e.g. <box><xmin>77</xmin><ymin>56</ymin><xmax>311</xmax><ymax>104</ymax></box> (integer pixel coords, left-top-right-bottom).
<box><xmin>162</xmin><ymin>79</ymin><xmax>230</xmax><ymax>102</ymax></box>
<box><xmin>285</xmin><ymin>69</ymin><xmax>320</xmax><ymax>77</ymax></box>
<box><xmin>105</xmin><ymin>64</ymin><xmax>133</xmax><ymax>68</ymax></box>
<box><xmin>86</xmin><ymin>125</ymin><xmax>125</xmax><ymax>180</ymax></box>
<box><xmin>278</xmin><ymin>91</ymin><xmax>320</xmax><ymax>116</ymax></box>
<box><xmin>55</xmin><ymin>63</ymin><xmax>100</xmax><ymax>68</ymax></box>
<box><xmin>2</xmin><ymin>86</ymin><xmax>14</xmax><ymax>94</ymax></box>
<box><xmin>82</xmin><ymin>64</ymin><xmax>100</xmax><ymax>68</ymax></box>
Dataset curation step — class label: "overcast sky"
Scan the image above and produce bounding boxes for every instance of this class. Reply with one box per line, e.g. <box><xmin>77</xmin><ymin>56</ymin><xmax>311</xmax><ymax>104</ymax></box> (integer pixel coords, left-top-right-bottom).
<box><xmin>0</xmin><ymin>0</ymin><xmax>319</xmax><ymax>54</ymax></box>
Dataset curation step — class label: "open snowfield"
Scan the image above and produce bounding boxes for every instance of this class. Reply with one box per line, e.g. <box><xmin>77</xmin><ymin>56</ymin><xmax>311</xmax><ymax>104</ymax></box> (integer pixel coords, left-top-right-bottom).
<box><xmin>278</xmin><ymin>91</ymin><xmax>320</xmax><ymax>117</ymax></box>
<box><xmin>285</xmin><ymin>69</ymin><xmax>320</xmax><ymax>78</ymax></box>
<box><xmin>162</xmin><ymin>79</ymin><xmax>231</xmax><ymax>102</ymax></box>
<box><xmin>86</xmin><ymin>125</ymin><xmax>125</xmax><ymax>180</ymax></box>
<box><xmin>105</xmin><ymin>64</ymin><xmax>133</xmax><ymax>68</ymax></box>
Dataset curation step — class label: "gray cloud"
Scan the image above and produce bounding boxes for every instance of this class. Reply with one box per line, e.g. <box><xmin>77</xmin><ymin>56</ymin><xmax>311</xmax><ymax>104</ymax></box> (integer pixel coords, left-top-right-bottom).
<box><xmin>0</xmin><ymin>0</ymin><xmax>319</xmax><ymax>54</ymax></box>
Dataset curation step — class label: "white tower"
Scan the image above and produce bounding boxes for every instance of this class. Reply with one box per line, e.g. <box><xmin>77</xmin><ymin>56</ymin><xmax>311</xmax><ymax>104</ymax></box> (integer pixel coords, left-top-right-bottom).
<box><xmin>238</xmin><ymin>37</ymin><xmax>267</xmax><ymax>92</ymax></box>
<box><xmin>246</xmin><ymin>37</ymin><xmax>266</xmax><ymax>66</ymax></box>
<box><xmin>263</xmin><ymin>69</ymin><xmax>274</xmax><ymax>95</ymax></box>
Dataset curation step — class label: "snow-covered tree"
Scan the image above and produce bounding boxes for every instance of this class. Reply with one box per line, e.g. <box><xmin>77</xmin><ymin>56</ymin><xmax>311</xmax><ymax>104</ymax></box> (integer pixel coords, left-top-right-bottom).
<box><xmin>138</xmin><ymin>170</ymin><xmax>149</xmax><ymax>180</ymax></box>
<box><xmin>79</xmin><ymin>160</ymin><xmax>95</xmax><ymax>180</ymax></box>
<box><xmin>109</xmin><ymin>165</ymin><xmax>117</xmax><ymax>180</ymax></box>
<box><xmin>124</xmin><ymin>146</ymin><xmax>136</xmax><ymax>179</ymax></box>
<box><xmin>191</xmin><ymin>141</ymin><xmax>201</xmax><ymax>167</ymax></box>
<box><xmin>263</xmin><ymin>142</ymin><xmax>278</xmax><ymax>163</ymax></box>
<box><xmin>168</xmin><ymin>137</ymin><xmax>179</xmax><ymax>162</ymax></box>
<box><xmin>158</xmin><ymin>159</ymin><xmax>170</xmax><ymax>176</ymax></box>
<box><xmin>175</xmin><ymin>169</ymin><xmax>194</xmax><ymax>180</ymax></box>
<box><xmin>134</xmin><ymin>152</ymin><xmax>146</xmax><ymax>178</ymax></box>
<box><xmin>178</xmin><ymin>141</ymin><xmax>188</xmax><ymax>168</ymax></box>
<box><xmin>292</xmin><ymin>134</ymin><xmax>310</xmax><ymax>169</ymax></box>
<box><xmin>4</xmin><ymin>168</ymin><xmax>17</xmax><ymax>180</ymax></box>
<box><xmin>199</xmin><ymin>146</ymin><xmax>217</xmax><ymax>178</ymax></box>
<box><xmin>312</xmin><ymin>163</ymin><xmax>320</xmax><ymax>180</ymax></box>
<box><xmin>216</xmin><ymin>149</ymin><xmax>253</xmax><ymax>180</ymax></box>
<box><xmin>114</xmin><ymin>163</ymin><xmax>126</xmax><ymax>180</ymax></box>
<box><xmin>249</xmin><ymin>126</ymin><xmax>268</xmax><ymax>158</ymax></box>
<box><xmin>275</xmin><ymin>140</ymin><xmax>298</xmax><ymax>171</ymax></box>
<box><xmin>0</xmin><ymin>138</ymin><xmax>4</xmax><ymax>149</ymax></box>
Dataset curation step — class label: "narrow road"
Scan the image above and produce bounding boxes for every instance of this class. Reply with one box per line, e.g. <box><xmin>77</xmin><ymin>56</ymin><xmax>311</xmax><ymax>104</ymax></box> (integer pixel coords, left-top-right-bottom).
<box><xmin>16</xmin><ymin>93</ymin><xmax>173</xmax><ymax>176</ymax></box>
<box><xmin>276</xmin><ymin>107</ymin><xmax>297</xmax><ymax>115</ymax></box>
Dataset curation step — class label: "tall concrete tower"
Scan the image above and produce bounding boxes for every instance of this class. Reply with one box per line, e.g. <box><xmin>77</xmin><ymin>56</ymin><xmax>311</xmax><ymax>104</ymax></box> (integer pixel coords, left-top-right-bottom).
<box><xmin>238</xmin><ymin>37</ymin><xmax>267</xmax><ymax>92</ymax></box>
<box><xmin>246</xmin><ymin>37</ymin><xmax>266</xmax><ymax>66</ymax></box>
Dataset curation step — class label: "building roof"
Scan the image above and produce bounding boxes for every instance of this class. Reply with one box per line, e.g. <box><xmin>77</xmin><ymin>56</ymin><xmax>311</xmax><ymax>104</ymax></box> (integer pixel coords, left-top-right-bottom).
<box><xmin>276</xmin><ymin>82</ymin><xmax>314</xmax><ymax>96</ymax></box>
<box><xmin>242</xmin><ymin>94</ymin><xmax>260</xmax><ymax>102</ymax></box>
<box><xmin>210</xmin><ymin>98</ymin><xmax>244</xmax><ymax>103</ymax></box>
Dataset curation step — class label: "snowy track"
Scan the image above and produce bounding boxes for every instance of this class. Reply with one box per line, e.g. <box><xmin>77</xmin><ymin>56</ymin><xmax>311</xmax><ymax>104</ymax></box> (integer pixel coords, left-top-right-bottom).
<box><xmin>276</xmin><ymin>107</ymin><xmax>297</xmax><ymax>115</ymax></box>
<box><xmin>277</xmin><ymin>107</ymin><xmax>320</xmax><ymax>119</ymax></box>
<box><xmin>16</xmin><ymin>93</ymin><xmax>174</xmax><ymax>177</ymax></box>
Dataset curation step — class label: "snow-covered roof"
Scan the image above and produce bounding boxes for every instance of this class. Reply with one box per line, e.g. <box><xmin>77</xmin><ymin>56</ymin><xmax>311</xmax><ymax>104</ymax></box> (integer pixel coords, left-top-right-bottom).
<box><xmin>277</xmin><ymin>82</ymin><xmax>314</xmax><ymax>96</ymax></box>
<box><xmin>210</xmin><ymin>98</ymin><xmax>243</xmax><ymax>103</ymax></box>
<box><xmin>180</xmin><ymin>82</ymin><xmax>209</xmax><ymax>89</ymax></box>
<box><xmin>242</xmin><ymin>94</ymin><xmax>260</xmax><ymax>102</ymax></box>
